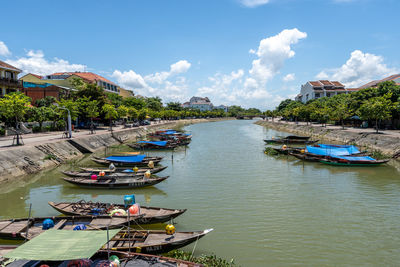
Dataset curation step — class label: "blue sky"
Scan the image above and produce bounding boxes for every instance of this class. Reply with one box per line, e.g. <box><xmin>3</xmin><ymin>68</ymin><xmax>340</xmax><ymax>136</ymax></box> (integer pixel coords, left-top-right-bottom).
<box><xmin>1</xmin><ymin>0</ymin><xmax>399</xmax><ymax>109</ymax></box>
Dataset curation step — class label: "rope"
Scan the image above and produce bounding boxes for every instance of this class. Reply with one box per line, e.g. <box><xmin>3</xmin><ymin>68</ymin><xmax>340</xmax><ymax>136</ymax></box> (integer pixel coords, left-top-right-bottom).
<box><xmin>190</xmin><ymin>235</ymin><xmax>200</xmax><ymax>261</ymax></box>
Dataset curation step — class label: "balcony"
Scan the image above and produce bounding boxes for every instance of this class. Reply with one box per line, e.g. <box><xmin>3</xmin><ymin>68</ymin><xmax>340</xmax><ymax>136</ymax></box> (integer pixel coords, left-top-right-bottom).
<box><xmin>0</xmin><ymin>77</ymin><xmax>22</xmax><ymax>88</ymax></box>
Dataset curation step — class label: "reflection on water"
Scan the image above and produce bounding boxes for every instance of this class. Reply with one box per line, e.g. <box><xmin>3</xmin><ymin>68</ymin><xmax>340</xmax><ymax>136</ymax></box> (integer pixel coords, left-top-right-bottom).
<box><xmin>1</xmin><ymin>120</ymin><xmax>400</xmax><ymax>266</ymax></box>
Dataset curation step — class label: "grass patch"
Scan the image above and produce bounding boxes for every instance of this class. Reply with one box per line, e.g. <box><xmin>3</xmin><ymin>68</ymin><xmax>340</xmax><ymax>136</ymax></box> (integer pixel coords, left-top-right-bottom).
<box><xmin>264</xmin><ymin>147</ymin><xmax>279</xmax><ymax>155</ymax></box>
<box><xmin>165</xmin><ymin>250</ymin><xmax>236</xmax><ymax>267</ymax></box>
<box><xmin>43</xmin><ymin>154</ymin><xmax>57</xmax><ymax>160</ymax></box>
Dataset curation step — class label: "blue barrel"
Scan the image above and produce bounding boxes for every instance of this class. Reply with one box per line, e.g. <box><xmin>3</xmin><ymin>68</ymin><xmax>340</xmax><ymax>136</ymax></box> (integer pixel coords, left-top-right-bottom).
<box><xmin>124</xmin><ymin>194</ymin><xmax>135</xmax><ymax>208</ymax></box>
<box><xmin>73</xmin><ymin>224</ymin><xmax>87</xmax><ymax>231</ymax></box>
<box><xmin>42</xmin><ymin>218</ymin><xmax>54</xmax><ymax>230</ymax></box>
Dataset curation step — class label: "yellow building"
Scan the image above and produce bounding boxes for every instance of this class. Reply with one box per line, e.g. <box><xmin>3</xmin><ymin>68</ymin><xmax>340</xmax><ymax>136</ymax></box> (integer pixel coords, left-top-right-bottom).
<box><xmin>119</xmin><ymin>87</ymin><xmax>134</xmax><ymax>98</ymax></box>
<box><xmin>0</xmin><ymin>60</ymin><xmax>22</xmax><ymax>96</ymax></box>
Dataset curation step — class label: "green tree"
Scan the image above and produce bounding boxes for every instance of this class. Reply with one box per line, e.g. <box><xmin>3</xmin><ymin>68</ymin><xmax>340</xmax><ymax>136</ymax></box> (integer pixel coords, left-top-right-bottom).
<box><xmin>276</xmin><ymin>99</ymin><xmax>294</xmax><ymax>112</ymax></box>
<box><xmin>138</xmin><ymin>108</ymin><xmax>147</xmax><ymax>121</ymax></box>
<box><xmin>29</xmin><ymin>106</ymin><xmax>55</xmax><ymax>131</ymax></box>
<box><xmin>123</xmin><ymin>97</ymin><xmax>146</xmax><ymax>110</ymax></box>
<box><xmin>71</xmin><ymin>78</ymin><xmax>107</xmax><ymax>106</ymax></box>
<box><xmin>35</xmin><ymin>96</ymin><xmax>56</xmax><ymax>107</ymax></box>
<box><xmin>0</xmin><ymin>92</ymin><xmax>32</xmax><ymax>145</ymax></box>
<box><xmin>145</xmin><ymin>97</ymin><xmax>163</xmax><ymax>111</ymax></box>
<box><xmin>117</xmin><ymin>105</ymin><xmax>129</xmax><ymax>124</ymax></box>
<box><xmin>228</xmin><ymin>105</ymin><xmax>246</xmax><ymax>117</ymax></box>
<box><xmin>308</xmin><ymin>98</ymin><xmax>331</xmax><ymax>127</ymax></box>
<box><xmin>128</xmin><ymin>107</ymin><xmax>138</xmax><ymax>121</ymax></box>
<box><xmin>57</xmin><ymin>99</ymin><xmax>79</xmax><ymax>121</ymax></box>
<box><xmin>166</xmin><ymin>102</ymin><xmax>183</xmax><ymax>111</ymax></box>
<box><xmin>102</xmin><ymin>104</ymin><xmax>118</xmax><ymax>131</ymax></box>
<box><xmin>86</xmin><ymin>100</ymin><xmax>99</xmax><ymax>134</ymax></box>
<box><xmin>357</xmin><ymin>93</ymin><xmax>397</xmax><ymax>133</ymax></box>
<box><xmin>106</xmin><ymin>92</ymin><xmax>123</xmax><ymax>108</ymax></box>
<box><xmin>328</xmin><ymin>94</ymin><xmax>353</xmax><ymax>129</ymax></box>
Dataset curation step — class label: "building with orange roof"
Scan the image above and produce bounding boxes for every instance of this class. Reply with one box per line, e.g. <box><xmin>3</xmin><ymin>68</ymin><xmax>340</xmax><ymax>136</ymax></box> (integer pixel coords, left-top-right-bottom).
<box><xmin>295</xmin><ymin>80</ymin><xmax>360</xmax><ymax>103</ymax></box>
<box><xmin>358</xmin><ymin>74</ymin><xmax>400</xmax><ymax>89</ymax></box>
<box><xmin>19</xmin><ymin>71</ymin><xmax>136</xmax><ymax>98</ymax></box>
<box><xmin>0</xmin><ymin>60</ymin><xmax>22</xmax><ymax>96</ymax></box>
<box><xmin>42</xmin><ymin>72</ymin><xmax>120</xmax><ymax>94</ymax></box>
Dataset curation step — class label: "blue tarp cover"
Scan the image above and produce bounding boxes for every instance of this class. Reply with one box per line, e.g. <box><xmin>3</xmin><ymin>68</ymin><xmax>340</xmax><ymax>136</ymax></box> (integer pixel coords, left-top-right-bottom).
<box><xmin>137</xmin><ymin>141</ymin><xmax>167</xmax><ymax>146</ymax></box>
<box><xmin>332</xmin><ymin>156</ymin><xmax>376</xmax><ymax>161</ymax></box>
<box><xmin>106</xmin><ymin>155</ymin><xmax>146</xmax><ymax>163</ymax></box>
<box><xmin>163</xmin><ymin>131</ymin><xmax>177</xmax><ymax>135</ymax></box>
<box><xmin>306</xmin><ymin>145</ymin><xmax>360</xmax><ymax>156</ymax></box>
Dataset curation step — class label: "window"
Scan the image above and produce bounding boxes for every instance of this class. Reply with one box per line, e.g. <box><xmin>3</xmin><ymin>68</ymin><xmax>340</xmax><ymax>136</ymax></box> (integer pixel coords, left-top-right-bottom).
<box><xmin>306</xmin><ymin>94</ymin><xmax>309</xmax><ymax>100</ymax></box>
<box><xmin>326</xmin><ymin>93</ymin><xmax>331</xmax><ymax>97</ymax></box>
<box><xmin>315</xmin><ymin>93</ymin><xmax>320</xmax><ymax>98</ymax></box>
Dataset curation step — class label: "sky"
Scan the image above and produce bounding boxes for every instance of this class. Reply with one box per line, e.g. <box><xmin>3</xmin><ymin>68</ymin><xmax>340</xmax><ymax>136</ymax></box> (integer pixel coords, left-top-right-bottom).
<box><xmin>1</xmin><ymin>0</ymin><xmax>399</xmax><ymax>109</ymax></box>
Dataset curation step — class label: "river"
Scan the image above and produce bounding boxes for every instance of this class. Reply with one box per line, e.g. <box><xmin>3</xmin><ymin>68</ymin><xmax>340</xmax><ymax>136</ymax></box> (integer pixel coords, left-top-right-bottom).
<box><xmin>1</xmin><ymin>119</ymin><xmax>400</xmax><ymax>266</ymax></box>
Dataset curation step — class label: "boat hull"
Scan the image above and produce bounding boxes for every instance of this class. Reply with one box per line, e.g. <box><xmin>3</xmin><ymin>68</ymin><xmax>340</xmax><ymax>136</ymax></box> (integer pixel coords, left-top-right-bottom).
<box><xmin>48</xmin><ymin>201</ymin><xmax>186</xmax><ymax>225</ymax></box>
<box><xmin>62</xmin><ymin>176</ymin><xmax>168</xmax><ymax>189</ymax></box>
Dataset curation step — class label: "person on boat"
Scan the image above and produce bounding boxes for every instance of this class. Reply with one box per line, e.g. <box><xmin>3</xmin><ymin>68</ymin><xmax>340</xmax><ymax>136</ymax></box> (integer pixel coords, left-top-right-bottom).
<box><xmin>109</xmin><ymin>163</ymin><xmax>116</xmax><ymax>170</ymax></box>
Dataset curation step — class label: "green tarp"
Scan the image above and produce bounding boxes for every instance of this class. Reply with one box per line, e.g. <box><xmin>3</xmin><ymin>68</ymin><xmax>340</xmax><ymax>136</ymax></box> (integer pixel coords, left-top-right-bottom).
<box><xmin>4</xmin><ymin>229</ymin><xmax>121</xmax><ymax>261</ymax></box>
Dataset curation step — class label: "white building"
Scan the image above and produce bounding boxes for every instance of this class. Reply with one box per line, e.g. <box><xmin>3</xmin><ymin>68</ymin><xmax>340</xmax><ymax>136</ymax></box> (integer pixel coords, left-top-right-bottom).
<box><xmin>295</xmin><ymin>80</ymin><xmax>358</xmax><ymax>103</ymax></box>
<box><xmin>182</xmin><ymin>96</ymin><xmax>213</xmax><ymax>111</ymax></box>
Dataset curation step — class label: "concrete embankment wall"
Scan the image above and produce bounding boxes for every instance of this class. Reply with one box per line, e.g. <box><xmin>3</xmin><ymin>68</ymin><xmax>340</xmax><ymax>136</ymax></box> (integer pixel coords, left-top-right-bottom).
<box><xmin>0</xmin><ymin>118</ymin><xmax>225</xmax><ymax>184</ymax></box>
<box><xmin>255</xmin><ymin>120</ymin><xmax>400</xmax><ymax>158</ymax></box>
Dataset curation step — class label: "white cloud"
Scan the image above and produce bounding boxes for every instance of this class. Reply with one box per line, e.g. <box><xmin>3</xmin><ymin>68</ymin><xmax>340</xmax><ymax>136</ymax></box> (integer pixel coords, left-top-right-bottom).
<box><xmin>248</xmin><ymin>28</ymin><xmax>307</xmax><ymax>87</ymax></box>
<box><xmin>239</xmin><ymin>0</ymin><xmax>270</xmax><ymax>8</ymax></box>
<box><xmin>0</xmin><ymin>41</ymin><xmax>10</xmax><ymax>56</ymax></box>
<box><xmin>316</xmin><ymin>50</ymin><xmax>398</xmax><ymax>87</ymax></box>
<box><xmin>196</xmin><ymin>28</ymin><xmax>306</xmax><ymax>108</ymax></box>
<box><xmin>111</xmin><ymin>70</ymin><xmax>148</xmax><ymax>89</ymax></box>
<box><xmin>6</xmin><ymin>50</ymin><xmax>86</xmax><ymax>75</ymax></box>
<box><xmin>170</xmin><ymin>60</ymin><xmax>191</xmax><ymax>74</ymax></box>
<box><xmin>112</xmin><ymin>60</ymin><xmax>192</xmax><ymax>102</ymax></box>
<box><xmin>144</xmin><ymin>60</ymin><xmax>191</xmax><ymax>84</ymax></box>
<box><xmin>283</xmin><ymin>73</ymin><xmax>295</xmax><ymax>82</ymax></box>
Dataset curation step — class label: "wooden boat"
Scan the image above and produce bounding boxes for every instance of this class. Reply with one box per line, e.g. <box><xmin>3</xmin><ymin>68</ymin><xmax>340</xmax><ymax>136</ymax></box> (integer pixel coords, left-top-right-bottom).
<box><xmin>264</xmin><ymin>139</ymin><xmax>318</xmax><ymax>144</ymax></box>
<box><xmin>62</xmin><ymin>176</ymin><xmax>168</xmax><ymax>189</ymax></box>
<box><xmin>319</xmin><ymin>157</ymin><xmax>390</xmax><ymax>166</ymax></box>
<box><xmin>0</xmin><ymin>248</ymin><xmax>201</xmax><ymax>267</ymax></box>
<box><xmin>272</xmin><ymin>147</ymin><xmax>302</xmax><ymax>155</ymax></box>
<box><xmin>289</xmin><ymin>151</ymin><xmax>322</xmax><ymax>162</ymax></box>
<box><xmin>92</xmin><ymin>155</ymin><xmax>163</xmax><ymax>167</ymax></box>
<box><xmin>62</xmin><ymin>170</ymin><xmax>143</xmax><ymax>178</ymax></box>
<box><xmin>79</xmin><ymin>166</ymin><xmax>167</xmax><ymax>174</ymax></box>
<box><xmin>105</xmin><ymin>228</ymin><xmax>213</xmax><ymax>254</ymax></box>
<box><xmin>0</xmin><ymin>244</ymin><xmax>200</xmax><ymax>267</ymax></box>
<box><xmin>148</xmin><ymin>130</ymin><xmax>192</xmax><ymax>145</ymax></box>
<box><xmin>127</xmin><ymin>140</ymin><xmax>178</xmax><ymax>150</ymax></box>
<box><xmin>48</xmin><ymin>201</ymin><xmax>186</xmax><ymax>224</ymax></box>
<box><xmin>0</xmin><ymin>215</ymin><xmax>143</xmax><ymax>241</ymax></box>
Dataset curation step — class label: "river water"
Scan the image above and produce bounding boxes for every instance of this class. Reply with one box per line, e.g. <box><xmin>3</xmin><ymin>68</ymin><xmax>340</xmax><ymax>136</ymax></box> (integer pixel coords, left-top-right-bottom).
<box><xmin>1</xmin><ymin>119</ymin><xmax>400</xmax><ymax>266</ymax></box>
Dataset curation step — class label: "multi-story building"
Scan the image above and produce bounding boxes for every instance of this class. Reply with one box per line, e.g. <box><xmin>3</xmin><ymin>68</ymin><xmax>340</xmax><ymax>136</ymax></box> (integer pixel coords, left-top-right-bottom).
<box><xmin>182</xmin><ymin>96</ymin><xmax>213</xmax><ymax>111</ymax></box>
<box><xmin>295</xmin><ymin>80</ymin><xmax>358</xmax><ymax>103</ymax></box>
<box><xmin>0</xmin><ymin>60</ymin><xmax>22</xmax><ymax>96</ymax></box>
<box><xmin>20</xmin><ymin>71</ymin><xmax>121</xmax><ymax>94</ymax></box>
<box><xmin>358</xmin><ymin>74</ymin><xmax>400</xmax><ymax>89</ymax></box>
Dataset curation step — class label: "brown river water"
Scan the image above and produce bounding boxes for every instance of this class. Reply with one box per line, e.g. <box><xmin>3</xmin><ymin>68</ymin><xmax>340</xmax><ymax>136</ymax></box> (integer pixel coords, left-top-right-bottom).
<box><xmin>1</xmin><ymin>119</ymin><xmax>400</xmax><ymax>266</ymax></box>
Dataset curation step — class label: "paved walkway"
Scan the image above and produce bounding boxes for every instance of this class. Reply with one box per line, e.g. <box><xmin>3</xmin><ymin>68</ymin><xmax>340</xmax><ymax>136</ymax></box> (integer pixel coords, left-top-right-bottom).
<box><xmin>0</xmin><ymin>121</ymin><xmax>170</xmax><ymax>150</ymax></box>
<box><xmin>264</xmin><ymin>120</ymin><xmax>400</xmax><ymax>138</ymax></box>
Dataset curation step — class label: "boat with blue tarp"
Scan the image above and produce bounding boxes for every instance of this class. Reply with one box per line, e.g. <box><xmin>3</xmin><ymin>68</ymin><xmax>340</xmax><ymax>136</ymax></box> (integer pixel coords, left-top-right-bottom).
<box><xmin>91</xmin><ymin>155</ymin><xmax>163</xmax><ymax>166</ymax></box>
<box><xmin>128</xmin><ymin>140</ymin><xmax>179</xmax><ymax>150</ymax></box>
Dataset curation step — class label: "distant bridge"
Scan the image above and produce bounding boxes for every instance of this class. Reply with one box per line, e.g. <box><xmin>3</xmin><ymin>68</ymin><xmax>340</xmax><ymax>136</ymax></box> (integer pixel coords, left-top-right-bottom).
<box><xmin>236</xmin><ymin>115</ymin><xmax>266</xmax><ymax>120</ymax></box>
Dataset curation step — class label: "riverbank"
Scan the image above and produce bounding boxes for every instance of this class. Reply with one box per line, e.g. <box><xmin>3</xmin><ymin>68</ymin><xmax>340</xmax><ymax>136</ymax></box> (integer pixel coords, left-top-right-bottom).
<box><xmin>0</xmin><ymin>118</ymin><xmax>231</xmax><ymax>184</ymax></box>
<box><xmin>255</xmin><ymin>120</ymin><xmax>400</xmax><ymax>158</ymax></box>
